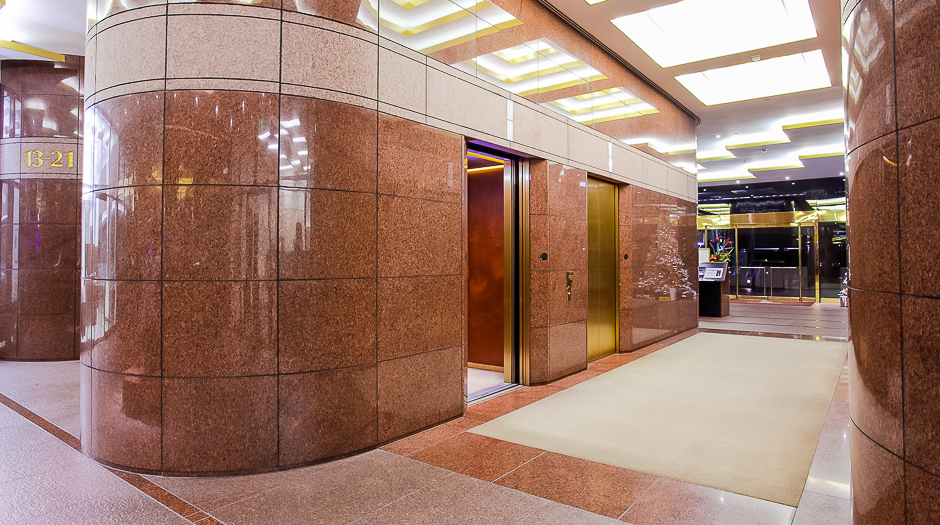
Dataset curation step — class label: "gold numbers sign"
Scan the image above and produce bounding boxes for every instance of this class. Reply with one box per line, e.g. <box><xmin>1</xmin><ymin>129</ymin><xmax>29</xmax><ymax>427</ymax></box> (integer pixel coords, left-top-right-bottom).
<box><xmin>22</xmin><ymin>150</ymin><xmax>75</xmax><ymax>168</ymax></box>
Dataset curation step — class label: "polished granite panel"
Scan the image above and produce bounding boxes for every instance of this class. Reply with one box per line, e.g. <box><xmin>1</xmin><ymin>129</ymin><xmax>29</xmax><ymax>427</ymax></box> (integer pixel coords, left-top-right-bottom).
<box><xmin>851</xmin><ymin>423</ymin><xmax>905</xmax><ymax>525</ymax></box>
<box><xmin>278</xmin><ymin>96</ymin><xmax>377</xmax><ymax>192</ymax></box>
<box><xmin>278</xmin><ymin>188</ymin><xmax>376</xmax><ymax>280</ymax></box>
<box><xmin>548</xmin><ymin>269</ymin><xmax>587</xmax><ymax>325</ymax></box>
<box><xmin>377</xmin><ymin>346</ymin><xmax>464</xmax><ymax>442</ymax></box>
<box><xmin>0</xmin><ymin>314</ymin><xmax>16</xmax><ymax>360</ymax></box>
<box><xmin>18</xmin><ymin>269</ymin><xmax>75</xmax><ymax>315</ymax></box>
<box><xmin>529</xmin><ymin>160</ymin><xmax>548</xmax><ymax>216</ymax></box>
<box><xmin>378</xmin><ymin>114</ymin><xmax>463</xmax><ymax>204</ymax></box>
<box><xmin>162</xmin><ymin>280</ymin><xmax>277</xmax><ymax>377</ymax></box>
<box><xmin>848</xmin><ymin>289</ymin><xmax>903</xmax><ymax>455</ymax></box>
<box><xmin>377</xmin><ymin>275</ymin><xmax>462</xmax><ymax>361</ymax></box>
<box><xmin>278</xmin><ymin>278</ymin><xmax>376</xmax><ymax>374</ymax></box>
<box><xmin>17</xmin><ymin>314</ymin><xmax>75</xmax><ymax>361</ymax></box>
<box><xmin>278</xmin><ymin>364</ymin><xmax>378</xmax><ymax>466</ymax></box>
<box><xmin>530</xmin><ymin>270</ymin><xmax>550</xmax><ymax>328</ymax></box>
<box><xmin>282</xmin><ymin>0</ymin><xmax>362</xmax><ymax>28</ymax></box>
<box><xmin>16</xmin><ymin>224</ymin><xmax>78</xmax><ymax>270</ymax></box>
<box><xmin>548</xmin><ymin>321</ymin><xmax>587</xmax><ymax>378</ymax></box>
<box><xmin>18</xmin><ymin>179</ymin><xmax>79</xmax><ymax>225</ymax></box>
<box><xmin>90</xmin><ymin>369</ymin><xmax>161</xmax><ymax>472</ymax></box>
<box><xmin>162</xmin><ymin>375</ymin><xmax>278</xmax><ymax>474</ymax></box>
<box><xmin>377</xmin><ymin>195</ymin><xmax>462</xmax><ymax>278</ymax></box>
<box><xmin>895</xmin><ymin>0</ymin><xmax>940</xmax><ymax>128</ymax></box>
<box><xmin>529</xmin><ymin>214</ymin><xmax>549</xmax><ymax>272</ymax></box>
<box><xmin>165</xmin><ymin>14</ymin><xmax>280</xmax><ymax>83</ymax></box>
<box><xmin>85</xmin><ymin>279</ymin><xmax>161</xmax><ymax>376</ymax></box>
<box><xmin>846</xmin><ymin>133</ymin><xmax>899</xmax><ymax>294</ymax></box>
<box><xmin>88</xmin><ymin>92</ymin><xmax>165</xmax><ymax>190</ymax></box>
<box><xmin>163</xmin><ymin>185</ymin><xmax>277</xmax><ymax>280</ymax></box>
<box><xmin>844</xmin><ymin>0</ymin><xmax>896</xmax><ymax>152</ymax></box>
<box><xmin>83</xmin><ymin>186</ymin><xmax>162</xmax><ymax>280</ymax></box>
<box><xmin>164</xmin><ymin>91</ymin><xmax>278</xmax><ymax>186</ymax></box>
<box><xmin>902</xmin><ymin>294</ymin><xmax>940</xmax><ymax>476</ymax></box>
<box><xmin>280</xmin><ymin>22</ymin><xmax>378</xmax><ymax>100</ymax></box>
<box><xmin>548</xmin><ymin>216</ymin><xmax>588</xmax><ymax>273</ymax></box>
<box><xmin>547</xmin><ymin>164</ymin><xmax>587</xmax><ymax>221</ymax></box>
<box><xmin>906</xmin><ymin>463</ymin><xmax>940</xmax><ymax>525</ymax></box>
<box><xmin>898</xmin><ymin>120</ymin><xmax>940</xmax><ymax>297</ymax></box>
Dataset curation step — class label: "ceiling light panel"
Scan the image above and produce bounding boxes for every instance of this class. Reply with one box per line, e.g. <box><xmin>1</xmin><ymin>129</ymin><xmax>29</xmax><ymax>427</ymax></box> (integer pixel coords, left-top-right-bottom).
<box><xmin>611</xmin><ymin>0</ymin><xmax>817</xmax><ymax>68</ymax></box>
<box><xmin>543</xmin><ymin>87</ymin><xmax>658</xmax><ymax>124</ymax></box>
<box><xmin>452</xmin><ymin>38</ymin><xmax>606</xmax><ymax>96</ymax></box>
<box><xmin>675</xmin><ymin>50</ymin><xmax>831</xmax><ymax>106</ymax></box>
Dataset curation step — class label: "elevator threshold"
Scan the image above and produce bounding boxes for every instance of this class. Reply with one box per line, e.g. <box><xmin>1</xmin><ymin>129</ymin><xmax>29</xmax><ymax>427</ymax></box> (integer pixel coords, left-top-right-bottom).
<box><xmin>468</xmin><ymin>383</ymin><xmax>522</xmax><ymax>405</ymax></box>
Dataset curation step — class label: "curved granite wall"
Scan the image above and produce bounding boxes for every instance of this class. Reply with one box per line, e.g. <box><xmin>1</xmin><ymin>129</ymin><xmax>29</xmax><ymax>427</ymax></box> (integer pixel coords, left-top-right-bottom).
<box><xmin>83</xmin><ymin>0</ymin><xmax>697</xmax><ymax>475</ymax></box>
<box><xmin>0</xmin><ymin>58</ymin><xmax>83</xmax><ymax>361</ymax></box>
<box><xmin>843</xmin><ymin>0</ymin><xmax>940</xmax><ymax>522</ymax></box>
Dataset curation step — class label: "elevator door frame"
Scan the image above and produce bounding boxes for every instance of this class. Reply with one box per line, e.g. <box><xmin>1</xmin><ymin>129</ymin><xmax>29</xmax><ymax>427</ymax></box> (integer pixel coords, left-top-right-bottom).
<box><xmin>467</xmin><ymin>146</ymin><xmax>529</xmax><ymax>386</ymax></box>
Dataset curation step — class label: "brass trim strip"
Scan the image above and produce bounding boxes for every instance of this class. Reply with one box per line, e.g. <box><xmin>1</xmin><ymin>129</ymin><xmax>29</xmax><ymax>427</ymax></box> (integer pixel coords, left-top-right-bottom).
<box><xmin>518</xmin><ymin>160</ymin><xmax>531</xmax><ymax>386</ymax></box>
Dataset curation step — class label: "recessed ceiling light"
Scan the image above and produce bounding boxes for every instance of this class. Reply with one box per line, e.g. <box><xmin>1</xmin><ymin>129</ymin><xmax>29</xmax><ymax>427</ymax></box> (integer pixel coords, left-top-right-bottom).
<box><xmin>611</xmin><ymin>0</ymin><xmax>817</xmax><ymax>68</ymax></box>
<box><xmin>675</xmin><ymin>50</ymin><xmax>831</xmax><ymax>106</ymax></box>
<box><xmin>786</xmin><ymin>176</ymin><xmax>790</xmax><ymax>180</ymax></box>
<box><xmin>716</xmin><ymin>134</ymin><xmax>721</xmax><ymax>138</ymax></box>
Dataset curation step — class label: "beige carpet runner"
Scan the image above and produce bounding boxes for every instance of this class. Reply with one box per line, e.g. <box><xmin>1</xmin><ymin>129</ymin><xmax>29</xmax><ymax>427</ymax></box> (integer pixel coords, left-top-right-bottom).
<box><xmin>470</xmin><ymin>333</ymin><xmax>847</xmax><ymax>506</ymax></box>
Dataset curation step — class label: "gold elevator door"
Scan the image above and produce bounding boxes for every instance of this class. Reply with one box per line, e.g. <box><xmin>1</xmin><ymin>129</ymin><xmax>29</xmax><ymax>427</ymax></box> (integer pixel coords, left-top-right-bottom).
<box><xmin>587</xmin><ymin>177</ymin><xmax>619</xmax><ymax>362</ymax></box>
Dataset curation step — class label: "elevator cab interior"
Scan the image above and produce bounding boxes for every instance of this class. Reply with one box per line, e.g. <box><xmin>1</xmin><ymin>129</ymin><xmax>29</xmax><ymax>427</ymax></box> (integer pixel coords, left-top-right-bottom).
<box><xmin>466</xmin><ymin>147</ymin><xmax>519</xmax><ymax>401</ymax></box>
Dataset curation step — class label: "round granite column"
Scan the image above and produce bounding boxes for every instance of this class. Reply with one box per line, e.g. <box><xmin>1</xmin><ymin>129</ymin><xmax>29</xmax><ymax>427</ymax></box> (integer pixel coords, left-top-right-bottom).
<box><xmin>844</xmin><ymin>0</ymin><xmax>940</xmax><ymax>523</ymax></box>
<box><xmin>0</xmin><ymin>58</ymin><xmax>83</xmax><ymax>361</ymax></box>
<box><xmin>83</xmin><ymin>0</ymin><xmax>466</xmax><ymax>475</ymax></box>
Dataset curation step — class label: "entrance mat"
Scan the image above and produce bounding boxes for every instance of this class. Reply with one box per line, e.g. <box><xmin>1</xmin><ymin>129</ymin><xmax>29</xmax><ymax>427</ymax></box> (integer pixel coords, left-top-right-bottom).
<box><xmin>470</xmin><ymin>333</ymin><xmax>846</xmax><ymax>506</ymax></box>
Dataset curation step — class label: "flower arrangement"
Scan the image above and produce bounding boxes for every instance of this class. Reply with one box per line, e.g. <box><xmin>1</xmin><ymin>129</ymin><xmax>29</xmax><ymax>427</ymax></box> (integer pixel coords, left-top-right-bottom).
<box><xmin>708</xmin><ymin>237</ymin><xmax>734</xmax><ymax>263</ymax></box>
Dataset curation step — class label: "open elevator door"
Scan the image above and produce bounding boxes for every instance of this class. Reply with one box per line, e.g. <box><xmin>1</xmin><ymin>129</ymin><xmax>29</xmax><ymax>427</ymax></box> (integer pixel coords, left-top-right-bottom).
<box><xmin>466</xmin><ymin>146</ymin><xmax>525</xmax><ymax>400</ymax></box>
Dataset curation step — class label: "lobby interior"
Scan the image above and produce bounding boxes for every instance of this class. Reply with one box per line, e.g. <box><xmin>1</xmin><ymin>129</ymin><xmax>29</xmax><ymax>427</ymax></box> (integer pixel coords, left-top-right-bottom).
<box><xmin>1</xmin><ymin>0</ymin><xmax>938</xmax><ymax>523</ymax></box>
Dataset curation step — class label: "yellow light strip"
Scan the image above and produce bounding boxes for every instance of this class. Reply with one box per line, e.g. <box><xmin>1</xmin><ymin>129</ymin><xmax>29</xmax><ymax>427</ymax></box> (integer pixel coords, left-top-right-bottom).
<box><xmin>781</xmin><ymin>118</ymin><xmax>845</xmax><ymax>130</ymax></box>
<box><xmin>550</xmin><ymin>98</ymin><xmax>642</xmax><ymax>114</ymax></box>
<box><xmin>388</xmin><ymin>0</ymin><xmax>434</xmax><ymax>8</ymax></box>
<box><xmin>747</xmin><ymin>164</ymin><xmax>805</xmax><ymax>172</ymax></box>
<box><xmin>468</xmin><ymin>151</ymin><xmax>506</xmax><ymax>164</ymax></box>
<box><xmin>698</xmin><ymin>173</ymin><xmax>757</xmax><ymax>182</ymax></box>
<box><xmin>467</xmin><ymin>165</ymin><xmax>505</xmax><ymax>173</ymax></box>
<box><xmin>580</xmin><ymin>109</ymin><xmax>659</xmax><ymax>125</ymax></box>
<box><xmin>662</xmin><ymin>147</ymin><xmax>695</xmax><ymax>156</ymax></box>
<box><xmin>473</xmin><ymin>60</ymin><xmax>586</xmax><ymax>84</ymax></box>
<box><xmin>697</xmin><ymin>153</ymin><xmax>737</xmax><ymax>161</ymax></box>
<box><xmin>419</xmin><ymin>19</ymin><xmax>522</xmax><ymax>54</ymax></box>
<box><xmin>798</xmin><ymin>151</ymin><xmax>844</xmax><ymax>160</ymax></box>
<box><xmin>725</xmin><ymin>138</ymin><xmax>791</xmax><ymax>150</ymax></box>
<box><xmin>515</xmin><ymin>74</ymin><xmax>606</xmax><ymax>97</ymax></box>
<box><xmin>493</xmin><ymin>47</ymin><xmax>559</xmax><ymax>65</ymax></box>
<box><xmin>0</xmin><ymin>40</ymin><xmax>65</xmax><ymax>62</ymax></box>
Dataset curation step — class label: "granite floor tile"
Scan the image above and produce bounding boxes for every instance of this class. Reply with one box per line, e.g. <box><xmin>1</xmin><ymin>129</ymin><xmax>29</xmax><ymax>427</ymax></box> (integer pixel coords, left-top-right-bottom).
<box><xmin>0</xmin><ymin>460</ymin><xmax>190</xmax><ymax>525</ymax></box>
<box><xmin>409</xmin><ymin>432</ymin><xmax>544</xmax><ymax>482</ymax></box>
<box><xmin>356</xmin><ymin>472</ymin><xmax>548</xmax><ymax>525</ymax></box>
<box><xmin>496</xmin><ymin>452</ymin><xmax>659</xmax><ymax>518</ymax></box>
<box><xmin>381</xmin><ymin>416</ymin><xmax>483</xmax><ymax>456</ymax></box>
<box><xmin>0</xmin><ymin>422</ymin><xmax>89</xmax><ymax>485</ymax></box>
<box><xmin>620</xmin><ymin>477</ymin><xmax>796</xmax><ymax>525</ymax></box>
<box><xmin>791</xmin><ymin>490</ymin><xmax>853</xmax><ymax>525</ymax></box>
<box><xmin>211</xmin><ymin>451</ymin><xmax>451</xmax><ymax>525</ymax></box>
<box><xmin>519</xmin><ymin>502</ymin><xmax>626</xmax><ymax>524</ymax></box>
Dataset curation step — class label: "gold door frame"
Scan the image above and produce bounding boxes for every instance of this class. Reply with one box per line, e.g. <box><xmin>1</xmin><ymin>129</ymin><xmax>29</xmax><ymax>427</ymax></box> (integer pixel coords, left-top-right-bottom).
<box><xmin>468</xmin><ymin>149</ymin><xmax>529</xmax><ymax>385</ymax></box>
<box><xmin>702</xmin><ymin>218</ymin><xmax>827</xmax><ymax>303</ymax></box>
<box><xmin>586</xmin><ymin>177</ymin><xmax>619</xmax><ymax>361</ymax></box>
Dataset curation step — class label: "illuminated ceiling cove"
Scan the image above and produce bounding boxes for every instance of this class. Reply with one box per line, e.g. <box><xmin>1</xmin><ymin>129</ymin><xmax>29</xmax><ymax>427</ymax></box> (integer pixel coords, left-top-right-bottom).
<box><xmin>451</xmin><ymin>39</ymin><xmax>606</xmax><ymax>97</ymax></box>
<box><xmin>0</xmin><ymin>0</ymin><xmax>84</xmax><ymax>60</ymax></box>
<box><xmin>543</xmin><ymin>87</ymin><xmax>658</xmax><ymax>125</ymax></box>
<box><xmin>357</xmin><ymin>0</ymin><xmax>520</xmax><ymax>54</ymax></box>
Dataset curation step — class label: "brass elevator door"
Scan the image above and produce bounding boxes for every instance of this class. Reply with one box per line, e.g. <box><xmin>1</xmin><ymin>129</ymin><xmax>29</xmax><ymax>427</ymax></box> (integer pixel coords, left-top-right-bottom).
<box><xmin>587</xmin><ymin>177</ymin><xmax>619</xmax><ymax>362</ymax></box>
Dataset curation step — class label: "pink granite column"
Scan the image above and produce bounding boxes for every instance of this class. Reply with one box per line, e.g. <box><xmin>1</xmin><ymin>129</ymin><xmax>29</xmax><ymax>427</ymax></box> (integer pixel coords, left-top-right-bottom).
<box><xmin>528</xmin><ymin>160</ymin><xmax>589</xmax><ymax>384</ymax></box>
<box><xmin>844</xmin><ymin>0</ymin><xmax>940</xmax><ymax>522</ymax></box>
<box><xmin>0</xmin><ymin>58</ymin><xmax>83</xmax><ymax>361</ymax></box>
<box><xmin>82</xmin><ymin>0</ymin><xmax>466</xmax><ymax>475</ymax></box>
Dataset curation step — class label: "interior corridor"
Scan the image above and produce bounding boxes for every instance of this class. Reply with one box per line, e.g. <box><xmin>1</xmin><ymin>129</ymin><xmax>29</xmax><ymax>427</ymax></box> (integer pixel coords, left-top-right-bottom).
<box><xmin>0</xmin><ymin>304</ymin><xmax>851</xmax><ymax>525</ymax></box>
